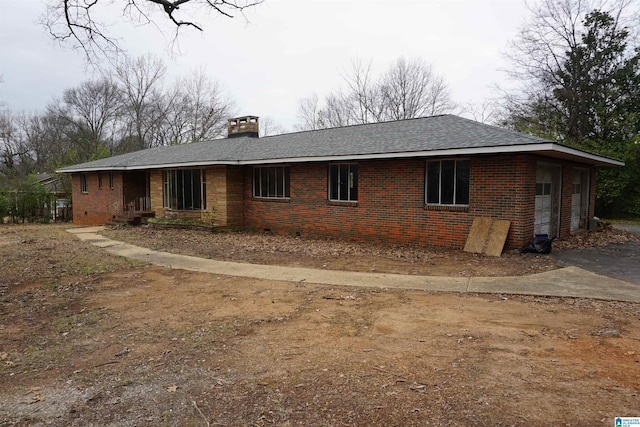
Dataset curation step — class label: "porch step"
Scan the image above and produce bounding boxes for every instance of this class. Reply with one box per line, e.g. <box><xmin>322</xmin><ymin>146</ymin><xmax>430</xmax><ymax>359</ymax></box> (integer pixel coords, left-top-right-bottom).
<box><xmin>107</xmin><ymin>211</ymin><xmax>155</xmax><ymax>226</ymax></box>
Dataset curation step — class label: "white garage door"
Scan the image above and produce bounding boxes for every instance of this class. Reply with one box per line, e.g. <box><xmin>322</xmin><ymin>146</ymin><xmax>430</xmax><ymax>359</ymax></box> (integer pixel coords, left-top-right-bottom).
<box><xmin>534</xmin><ymin>164</ymin><xmax>561</xmax><ymax>237</ymax></box>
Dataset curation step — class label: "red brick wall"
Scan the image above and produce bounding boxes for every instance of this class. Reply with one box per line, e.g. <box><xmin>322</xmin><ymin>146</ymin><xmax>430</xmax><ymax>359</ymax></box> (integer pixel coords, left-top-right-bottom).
<box><xmin>469</xmin><ymin>155</ymin><xmax>536</xmax><ymax>248</ymax></box>
<box><xmin>72</xmin><ymin>172</ymin><xmax>123</xmax><ymax>225</ymax></box>
<box><xmin>243</xmin><ymin>155</ymin><xmax>541</xmax><ymax>249</ymax></box>
<box><xmin>69</xmin><ymin>155</ymin><xmax>599</xmax><ymax>248</ymax></box>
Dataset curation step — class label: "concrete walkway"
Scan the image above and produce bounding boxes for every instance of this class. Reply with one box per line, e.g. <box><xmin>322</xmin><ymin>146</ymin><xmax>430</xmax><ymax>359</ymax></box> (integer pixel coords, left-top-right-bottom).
<box><xmin>67</xmin><ymin>227</ymin><xmax>640</xmax><ymax>303</ymax></box>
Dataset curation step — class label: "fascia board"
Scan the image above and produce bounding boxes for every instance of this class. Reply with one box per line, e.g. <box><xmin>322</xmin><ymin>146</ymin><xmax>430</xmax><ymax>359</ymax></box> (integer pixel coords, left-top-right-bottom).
<box><xmin>240</xmin><ymin>143</ymin><xmax>624</xmax><ymax>166</ymax></box>
<box><xmin>56</xmin><ymin>143</ymin><xmax>624</xmax><ymax>173</ymax></box>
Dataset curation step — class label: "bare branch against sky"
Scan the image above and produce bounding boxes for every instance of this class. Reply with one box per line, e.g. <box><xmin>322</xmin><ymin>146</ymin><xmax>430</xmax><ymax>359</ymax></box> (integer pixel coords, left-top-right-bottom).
<box><xmin>2</xmin><ymin>1</ymin><xmax>553</xmax><ymax>130</ymax></box>
<box><xmin>41</xmin><ymin>0</ymin><xmax>263</xmax><ymax>63</ymax></box>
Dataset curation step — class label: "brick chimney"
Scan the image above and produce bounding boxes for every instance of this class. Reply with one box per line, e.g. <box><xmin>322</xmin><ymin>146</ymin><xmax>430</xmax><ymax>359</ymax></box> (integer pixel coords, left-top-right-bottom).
<box><xmin>228</xmin><ymin>116</ymin><xmax>259</xmax><ymax>138</ymax></box>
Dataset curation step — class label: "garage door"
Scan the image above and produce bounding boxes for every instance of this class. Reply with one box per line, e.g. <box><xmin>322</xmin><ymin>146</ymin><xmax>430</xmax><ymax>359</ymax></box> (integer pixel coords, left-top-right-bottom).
<box><xmin>534</xmin><ymin>164</ymin><xmax>561</xmax><ymax>237</ymax></box>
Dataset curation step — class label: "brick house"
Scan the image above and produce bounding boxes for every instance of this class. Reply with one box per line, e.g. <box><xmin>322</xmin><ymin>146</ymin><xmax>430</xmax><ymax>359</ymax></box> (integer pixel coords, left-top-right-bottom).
<box><xmin>57</xmin><ymin>115</ymin><xmax>622</xmax><ymax>249</ymax></box>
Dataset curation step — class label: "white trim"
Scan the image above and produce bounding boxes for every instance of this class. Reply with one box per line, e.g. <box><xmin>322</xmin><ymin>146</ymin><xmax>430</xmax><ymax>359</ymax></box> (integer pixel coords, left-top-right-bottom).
<box><xmin>56</xmin><ymin>143</ymin><xmax>624</xmax><ymax>173</ymax></box>
<box><xmin>252</xmin><ymin>165</ymin><xmax>291</xmax><ymax>199</ymax></box>
<box><xmin>328</xmin><ymin>163</ymin><xmax>359</xmax><ymax>202</ymax></box>
<box><xmin>425</xmin><ymin>158</ymin><xmax>470</xmax><ymax>206</ymax></box>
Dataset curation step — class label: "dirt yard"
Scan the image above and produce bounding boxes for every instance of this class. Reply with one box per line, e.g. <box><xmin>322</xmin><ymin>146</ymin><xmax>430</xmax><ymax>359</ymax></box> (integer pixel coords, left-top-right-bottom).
<box><xmin>101</xmin><ymin>225</ymin><xmax>564</xmax><ymax>277</ymax></box>
<box><xmin>1</xmin><ymin>224</ymin><xmax>639</xmax><ymax>426</ymax></box>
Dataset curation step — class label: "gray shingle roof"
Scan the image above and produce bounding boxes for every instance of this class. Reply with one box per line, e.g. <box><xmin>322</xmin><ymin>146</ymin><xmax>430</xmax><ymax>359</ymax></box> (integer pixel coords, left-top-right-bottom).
<box><xmin>57</xmin><ymin>115</ymin><xmax>620</xmax><ymax>172</ymax></box>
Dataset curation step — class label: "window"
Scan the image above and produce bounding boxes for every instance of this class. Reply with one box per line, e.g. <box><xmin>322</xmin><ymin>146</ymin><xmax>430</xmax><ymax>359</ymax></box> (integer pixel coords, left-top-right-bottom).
<box><xmin>98</xmin><ymin>174</ymin><xmax>103</xmax><ymax>189</ymax></box>
<box><xmin>426</xmin><ymin>159</ymin><xmax>469</xmax><ymax>205</ymax></box>
<box><xmin>80</xmin><ymin>173</ymin><xmax>88</xmax><ymax>193</ymax></box>
<box><xmin>163</xmin><ymin>169</ymin><xmax>206</xmax><ymax>210</ymax></box>
<box><xmin>253</xmin><ymin>166</ymin><xmax>290</xmax><ymax>198</ymax></box>
<box><xmin>109</xmin><ymin>172</ymin><xmax>114</xmax><ymax>189</ymax></box>
<box><xmin>329</xmin><ymin>164</ymin><xmax>358</xmax><ymax>202</ymax></box>
<box><xmin>536</xmin><ymin>182</ymin><xmax>552</xmax><ymax>195</ymax></box>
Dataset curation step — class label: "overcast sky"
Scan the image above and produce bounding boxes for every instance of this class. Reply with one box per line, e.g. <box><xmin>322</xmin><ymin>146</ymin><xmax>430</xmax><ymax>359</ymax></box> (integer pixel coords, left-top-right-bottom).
<box><xmin>0</xmin><ymin>0</ymin><xmax>530</xmax><ymax>132</ymax></box>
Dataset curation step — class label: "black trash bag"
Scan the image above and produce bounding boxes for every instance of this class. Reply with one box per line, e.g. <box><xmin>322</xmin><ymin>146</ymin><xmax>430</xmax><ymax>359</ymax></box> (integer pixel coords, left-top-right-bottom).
<box><xmin>520</xmin><ymin>236</ymin><xmax>554</xmax><ymax>254</ymax></box>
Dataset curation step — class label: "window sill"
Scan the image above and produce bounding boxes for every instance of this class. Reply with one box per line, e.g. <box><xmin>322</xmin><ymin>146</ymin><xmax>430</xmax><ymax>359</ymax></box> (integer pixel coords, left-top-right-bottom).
<box><xmin>327</xmin><ymin>200</ymin><xmax>358</xmax><ymax>207</ymax></box>
<box><xmin>424</xmin><ymin>204</ymin><xmax>469</xmax><ymax>212</ymax></box>
<box><xmin>252</xmin><ymin>197</ymin><xmax>291</xmax><ymax>203</ymax></box>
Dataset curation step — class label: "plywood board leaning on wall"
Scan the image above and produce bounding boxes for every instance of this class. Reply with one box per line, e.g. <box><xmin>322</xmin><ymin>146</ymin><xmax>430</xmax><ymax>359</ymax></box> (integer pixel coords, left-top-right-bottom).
<box><xmin>464</xmin><ymin>217</ymin><xmax>511</xmax><ymax>257</ymax></box>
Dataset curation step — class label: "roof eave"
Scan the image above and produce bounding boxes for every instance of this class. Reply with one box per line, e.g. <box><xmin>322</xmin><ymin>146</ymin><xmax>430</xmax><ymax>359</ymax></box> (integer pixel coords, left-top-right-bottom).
<box><xmin>56</xmin><ymin>143</ymin><xmax>624</xmax><ymax>172</ymax></box>
<box><xmin>56</xmin><ymin>160</ymin><xmax>241</xmax><ymax>173</ymax></box>
<box><xmin>240</xmin><ymin>143</ymin><xmax>624</xmax><ymax>166</ymax></box>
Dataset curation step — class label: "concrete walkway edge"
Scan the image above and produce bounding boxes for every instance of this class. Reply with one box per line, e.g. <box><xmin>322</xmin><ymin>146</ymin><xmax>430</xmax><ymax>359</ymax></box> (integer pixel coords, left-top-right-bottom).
<box><xmin>67</xmin><ymin>227</ymin><xmax>640</xmax><ymax>303</ymax></box>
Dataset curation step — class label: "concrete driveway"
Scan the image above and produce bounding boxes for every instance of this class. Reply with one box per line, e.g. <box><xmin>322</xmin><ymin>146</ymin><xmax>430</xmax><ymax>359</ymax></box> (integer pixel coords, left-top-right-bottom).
<box><xmin>554</xmin><ymin>225</ymin><xmax>640</xmax><ymax>285</ymax></box>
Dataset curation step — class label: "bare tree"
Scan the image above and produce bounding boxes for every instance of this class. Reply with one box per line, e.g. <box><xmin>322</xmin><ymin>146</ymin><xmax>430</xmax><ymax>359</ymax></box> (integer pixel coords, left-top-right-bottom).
<box><xmin>341</xmin><ymin>59</ymin><xmax>385</xmax><ymax>124</ymax></box>
<box><xmin>0</xmin><ymin>111</ymin><xmax>16</xmax><ymax>176</ymax></box>
<box><xmin>322</xmin><ymin>92</ymin><xmax>354</xmax><ymax>128</ymax></box>
<box><xmin>24</xmin><ymin>111</ymin><xmax>78</xmax><ymax>171</ymax></box>
<box><xmin>295</xmin><ymin>57</ymin><xmax>455</xmax><ymax>131</ymax></box>
<box><xmin>295</xmin><ymin>94</ymin><xmax>324</xmax><ymax>131</ymax></box>
<box><xmin>162</xmin><ymin>69</ymin><xmax>234</xmax><ymax>144</ymax></box>
<box><xmin>460</xmin><ymin>100</ymin><xmax>499</xmax><ymax>124</ymax></box>
<box><xmin>380</xmin><ymin>57</ymin><xmax>453</xmax><ymax>120</ymax></box>
<box><xmin>42</xmin><ymin>0</ymin><xmax>264</xmax><ymax>62</ymax></box>
<box><xmin>0</xmin><ymin>111</ymin><xmax>32</xmax><ymax>181</ymax></box>
<box><xmin>115</xmin><ymin>55</ymin><xmax>168</xmax><ymax>151</ymax></box>
<box><xmin>499</xmin><ymin>0</ymin><xmax>639</xmax><ymax>143</ymax></box>
<box><xmin>49</xmin><ymin>78</ymin><xmax>123</xmax><ymax>159</ymax></box>
<box><xmin>259</xmin><ymin>117</ymin><xmax>285</xmax><ymax>137</ymax></box>
<box><xmin>504</xmin><ymin>0</ymin><xmax>638</xmax><ymax>102</ymax></box>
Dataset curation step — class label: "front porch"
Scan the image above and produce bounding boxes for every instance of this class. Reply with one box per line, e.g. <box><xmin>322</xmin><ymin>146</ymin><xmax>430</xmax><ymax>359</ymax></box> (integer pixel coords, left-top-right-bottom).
<box><xmin>111</xmin><ymin>171</ymin><xmax>155</xmax><ymax>225</ymax></box>
<box><xmin>109</xmin><ymin>196</ymin><xmax>155</xmax><ymax>225</ymax></box>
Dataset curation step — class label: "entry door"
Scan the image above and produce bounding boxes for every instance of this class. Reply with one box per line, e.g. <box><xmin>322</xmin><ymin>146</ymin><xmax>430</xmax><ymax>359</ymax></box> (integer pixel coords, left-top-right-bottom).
<box><xmin>571</xmin><ymin>169</ymin><xmax>589</xmax><ymax>231</ymax></box>
<box><xmin>534</xmin><ymin>164</ymin><xmax>561</xmax><ymax>237</ymax></box>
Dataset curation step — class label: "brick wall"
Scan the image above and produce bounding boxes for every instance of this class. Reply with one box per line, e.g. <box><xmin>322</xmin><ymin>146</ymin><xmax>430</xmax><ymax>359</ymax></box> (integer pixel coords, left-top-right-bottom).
<box><xmin>469</xmin><ymin>154</ymin><xmax>536</xmax><ymax>248</ymax></box>
<box><xmin>71</xmin><ymin>155</ymin><xmax>599</xmax><ymax>248</ymax></box>
<box><xmin>243</xmin><ymin>155</ymin><xmax>542</xmax><ymax>249</ymax></box>
<box><xmin>149</xmin><ymin>170</ymin><xmax>164</xmax><ymax>217</ymax></box>
<box><xmin>244</xmin><ymin>156</ymin><xmax>535</xmax><ymax>248</ymax></box>
<box><xmin>72</xmin><ymin>172</ymin><xmax>123</xmax><ymax>225</ymax></box>
<box><xmin>206</xmin><ymin>167</ymin><xmax>226</xmax><ymax>225</ymax></box>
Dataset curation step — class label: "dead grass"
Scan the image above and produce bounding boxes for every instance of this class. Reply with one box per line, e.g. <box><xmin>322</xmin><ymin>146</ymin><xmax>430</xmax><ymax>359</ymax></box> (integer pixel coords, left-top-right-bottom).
<box><xmin>101</xmin><ymin>225</ymin><xmax>562</xmax><ymax>277</ymax></box>
<box><xmin>1</xmin><ymin>224</ymin><xmax>639</xmax><ymax>426</ymax></box>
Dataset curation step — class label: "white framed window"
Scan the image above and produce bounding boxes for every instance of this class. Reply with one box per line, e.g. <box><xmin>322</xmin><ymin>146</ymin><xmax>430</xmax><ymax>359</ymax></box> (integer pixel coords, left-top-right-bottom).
<box><xmin>253</xmin><ymin>166</ymin><xmax>290</xmax><ymax>198</ymax></box>
<box><xmin>163</xmin><ymin>169</ymin><xmax>206</xmax><ymax>210</ymax></box>
<box><xmin>329</xmin><ymin>163</ymin><xmax>358</xmax><ymax>202</ymax></box>
<box><xmin>80</xmin><ymin>173</ymin><xmax>88</xmax><ymax>193</ymax></box>
<box><xmin>426</xmin><ymin>159</ymin><xmax>470</xmax><ymax>206</ymax></box>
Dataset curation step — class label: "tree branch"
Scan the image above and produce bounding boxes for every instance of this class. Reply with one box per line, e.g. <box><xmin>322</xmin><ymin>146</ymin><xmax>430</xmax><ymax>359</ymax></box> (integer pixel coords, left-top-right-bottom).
<box><xmin>43</xmin><ymin>0</ymin><xmax>264</xmax><ymax>63</ymax></box>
